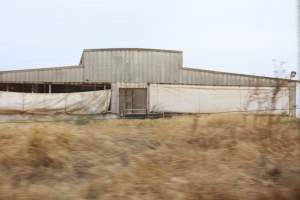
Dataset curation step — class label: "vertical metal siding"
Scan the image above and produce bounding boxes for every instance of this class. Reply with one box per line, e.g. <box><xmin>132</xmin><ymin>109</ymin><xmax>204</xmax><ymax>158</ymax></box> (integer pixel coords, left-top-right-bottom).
<box><xmin>0</xmin><ymin>67</ymin><xmax>83</xmax><ymax>83</ymax></box>
<box><xmin>0</xmin><ymin>49</ymin><xmax>293</xmax><ymax>88</ymax></box>
<box><xmin>83</xmin><ymin>49</ymin><xmax>182</xmax><ymax>84</ymax></box>
<box><xmin>176</xmin><ymin>68</ymin><xmax>290</xmax><ymax>87</ymax></box>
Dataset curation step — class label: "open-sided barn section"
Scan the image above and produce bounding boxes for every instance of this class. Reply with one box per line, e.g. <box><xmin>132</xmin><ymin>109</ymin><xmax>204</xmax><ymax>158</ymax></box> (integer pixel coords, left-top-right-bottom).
<box><xmin>0</xmin><ymin>48</ymin><xmax>298</xmax><ymax>116</ymax></box>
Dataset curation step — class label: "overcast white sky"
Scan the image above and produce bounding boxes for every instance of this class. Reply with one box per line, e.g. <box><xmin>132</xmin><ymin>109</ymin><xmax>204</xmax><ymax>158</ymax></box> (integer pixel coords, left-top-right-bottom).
<box><xmin>0</xmin><ymin>0</ymin><xmax>297</xmax><ymax>77</ymax></box>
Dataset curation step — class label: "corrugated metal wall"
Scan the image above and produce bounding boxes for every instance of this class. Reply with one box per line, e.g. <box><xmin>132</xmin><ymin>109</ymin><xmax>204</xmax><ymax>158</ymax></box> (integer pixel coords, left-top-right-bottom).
<box><xmin>83</xmin><ymin>49</ymin><xmax>182</xmax><ymax>83</ymax></box>
<box><xmin>179</xmin><ymin>68</ymin><xmax>283</xmax><ymax>87</ymax></box>
<box><xmin>82</xmin><ymin>49</ymin><xmax>289</xmax><ymax>87</ymax></box>
<box><xmin>0</xmin><ymin>66</ymin><xmax>84</xmax><ymax>83</ymax></box>
<box><xmin>0</xmin><ymin>49</ymin><xmax>293</xmax><ymax>87</ymax></box>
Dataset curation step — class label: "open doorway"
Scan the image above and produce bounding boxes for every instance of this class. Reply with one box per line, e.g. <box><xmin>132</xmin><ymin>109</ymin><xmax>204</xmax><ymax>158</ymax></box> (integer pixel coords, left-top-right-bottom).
<box><xmin>119</xmin><ymin>88</ymin><xmax>147</xmax><ymax>115</ymax></box>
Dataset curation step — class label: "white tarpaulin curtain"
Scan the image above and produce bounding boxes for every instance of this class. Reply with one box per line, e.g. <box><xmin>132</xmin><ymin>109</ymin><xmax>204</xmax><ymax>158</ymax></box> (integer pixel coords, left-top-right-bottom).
<box><xmin>0</xmin><ymin>90</ymin><xmax>111</xmax><ymax>114</ymax></box>
<box><xmin>149</xmin><ymin>84</ymin><xmax>290</xmax><ymax>114</ymax></box>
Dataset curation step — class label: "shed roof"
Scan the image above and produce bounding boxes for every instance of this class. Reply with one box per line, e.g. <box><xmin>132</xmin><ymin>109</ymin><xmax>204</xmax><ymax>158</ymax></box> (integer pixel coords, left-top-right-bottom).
<box><xmin>83</xmin><ymin>48</ymin><xmax>182</xmax><ymax>53</ymax></box>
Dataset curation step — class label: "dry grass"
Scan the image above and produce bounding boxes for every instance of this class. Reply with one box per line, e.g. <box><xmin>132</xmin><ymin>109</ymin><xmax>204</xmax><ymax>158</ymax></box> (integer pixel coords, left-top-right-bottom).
<box><xmin>0</xmin><ymin>114</ymin><xmax>299</xmax><ymax>200</ymax></box>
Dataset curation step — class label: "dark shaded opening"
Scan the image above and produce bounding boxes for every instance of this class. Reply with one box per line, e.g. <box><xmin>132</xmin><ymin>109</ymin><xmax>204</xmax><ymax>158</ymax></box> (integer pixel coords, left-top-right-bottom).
<box><xmin>0</xmin><ymin>83</ymin><xmax>111</xmax><ymax>93</ymax></box>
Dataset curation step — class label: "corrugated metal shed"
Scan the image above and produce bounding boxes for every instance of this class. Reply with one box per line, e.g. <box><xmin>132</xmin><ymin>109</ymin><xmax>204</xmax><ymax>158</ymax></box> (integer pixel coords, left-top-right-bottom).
<box><xmin>0</xmin><ymin>48</ymin><xmax>298</xmax><ymax>116</ymax></box>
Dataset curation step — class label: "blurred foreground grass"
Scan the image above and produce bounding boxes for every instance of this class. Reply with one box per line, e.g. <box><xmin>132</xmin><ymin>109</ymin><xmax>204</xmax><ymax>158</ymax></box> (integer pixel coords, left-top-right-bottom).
<box><xmin>0</xmin><ymin>114</ymin><xmax>299</xmax><ymax>200</ymax></box>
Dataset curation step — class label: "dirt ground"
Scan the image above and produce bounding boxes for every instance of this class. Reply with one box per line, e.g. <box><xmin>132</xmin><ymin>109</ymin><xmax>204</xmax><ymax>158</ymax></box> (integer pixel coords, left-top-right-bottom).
<box><xmin>0</xmin><ymin>114</ymin><xmax>299</xmax><ymax>200</ymax></box>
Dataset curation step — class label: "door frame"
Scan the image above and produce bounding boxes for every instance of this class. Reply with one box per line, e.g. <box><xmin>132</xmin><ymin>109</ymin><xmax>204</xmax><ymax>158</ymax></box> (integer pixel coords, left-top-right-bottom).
<box><xmin>119</xmin><ymin>88</ymin><xmax>148</xmax><ymax>115</ymax></box>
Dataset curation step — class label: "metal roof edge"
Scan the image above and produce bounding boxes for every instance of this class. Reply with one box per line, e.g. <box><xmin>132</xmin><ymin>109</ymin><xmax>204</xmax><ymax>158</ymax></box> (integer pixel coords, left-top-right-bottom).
<box><xmin>0</xmin><ymin>65</ymin><xmax>82</xmax><ymax>73</ymax></box>
<box><xmin>182</xmin><ymin>67</ymin><xmax>299</xmax><ymax>82</ymax></box>
<box><xmin>83</xmin><ymin>48</ymin><xmax>183</xmax><ymax>53</ymax></box>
